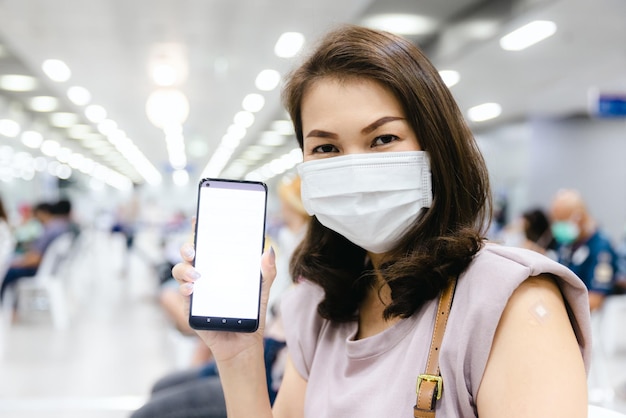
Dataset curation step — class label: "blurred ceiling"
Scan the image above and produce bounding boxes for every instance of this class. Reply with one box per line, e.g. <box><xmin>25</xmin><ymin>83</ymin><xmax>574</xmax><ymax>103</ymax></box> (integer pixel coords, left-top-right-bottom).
<box><xmin>0</xmin><ymin>0</ymin><xmax>625</xmax><ymax>190</ymax></box>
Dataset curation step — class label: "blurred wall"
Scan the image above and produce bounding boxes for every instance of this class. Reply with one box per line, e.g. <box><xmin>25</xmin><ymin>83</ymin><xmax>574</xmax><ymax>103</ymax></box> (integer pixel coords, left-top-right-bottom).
<box><xmin>478</xmin><ymin>116</ymin><xmax>626</xmax><ymax>243</ymax></box>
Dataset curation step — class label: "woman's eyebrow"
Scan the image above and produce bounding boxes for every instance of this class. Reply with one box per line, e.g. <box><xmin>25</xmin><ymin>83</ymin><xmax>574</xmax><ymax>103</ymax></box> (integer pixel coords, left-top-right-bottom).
<box><xmin>305</xmin><ymin>129</ymin><xmax>338</xmax><ymax>139</ymax></box>
<box><xmin>361</xmin><ymin>116</ymin><xmax>405</xmax><ymax>134</ymax></box>
<box><xmin>305</xmin><ymin>116</ymin><xmax>404</xmax><ymax>139</ymax></box>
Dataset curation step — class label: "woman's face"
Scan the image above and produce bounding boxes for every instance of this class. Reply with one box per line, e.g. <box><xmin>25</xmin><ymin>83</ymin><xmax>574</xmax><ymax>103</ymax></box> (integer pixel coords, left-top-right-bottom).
<box><xmin>300</xmin><ymin>77</ymin><xmax>420</xmax><ymax>162</ymax></box>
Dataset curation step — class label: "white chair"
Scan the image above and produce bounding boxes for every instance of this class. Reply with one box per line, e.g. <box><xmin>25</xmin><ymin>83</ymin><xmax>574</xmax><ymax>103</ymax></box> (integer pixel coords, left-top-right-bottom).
<box><xmin>13</xmin><ymin>231</ymin><xmax>76</xmax><ymax>330</ymax></box>
<box><xmin>589</xmin><ymin>404</ymin><xmax>626</xmax><ymax>417</ymax></box>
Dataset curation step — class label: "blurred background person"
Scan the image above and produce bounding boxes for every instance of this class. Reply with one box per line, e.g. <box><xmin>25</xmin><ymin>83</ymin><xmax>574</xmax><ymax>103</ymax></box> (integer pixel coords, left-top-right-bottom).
<box><xmin>52</xmin><ymin>198</ymin><xmax>80</xmax><ymax>236</ymax></box>
<box><xmin>0</xmin><ymin>195</ymin><xmax>14</xmax><ymax>283</ymax></box>
<box><xmin>0</xmin><ymin>200</ymin><xmax>73</xmax><ymax>304</ymax></box>
<box><xmin>550</xmin><ymin>188</ymin><xmax>618</xmax><ymax>312</ymax></box>
<box><xmin>12</xmin><ymin>203</ymin><xmax>43</xmax><ymax>254</ymax></box>
<box><xmin>267</xmin><ymin>175</ymin><xmax>309</xmax><ymax>324</ymax></box>
<box><xmin>550</xmin><ymin>190</ymin><xmax>622</xmax><ymax>405</ymax></box>
<box><xmin>521</xmin><ymin>207</ymin><xmax>558</xmax><ymax>259</ymax></box>
<box><xmin>499</xmin><ymin>206</ymin><xmax>556</xmax><ymax>258</ymax></box>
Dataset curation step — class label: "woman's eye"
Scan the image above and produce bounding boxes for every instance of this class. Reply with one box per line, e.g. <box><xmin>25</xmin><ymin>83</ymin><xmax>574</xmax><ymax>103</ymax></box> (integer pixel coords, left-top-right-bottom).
<box><xmin>312</xmin><ymin>144</ymin><xmax>338</xmax><ymax>153</ymax></box>
<box><xmin>372</xmin><ymin>135</ymin><xmax>399</xmax><ymax>147</ymax></box>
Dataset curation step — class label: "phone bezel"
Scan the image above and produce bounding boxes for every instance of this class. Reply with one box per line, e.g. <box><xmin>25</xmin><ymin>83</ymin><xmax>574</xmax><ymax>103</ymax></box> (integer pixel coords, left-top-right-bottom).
<box><xmin>188</xmin><ymin>177</ymin><xmax>267</xmax><ymax>332</ymax></box>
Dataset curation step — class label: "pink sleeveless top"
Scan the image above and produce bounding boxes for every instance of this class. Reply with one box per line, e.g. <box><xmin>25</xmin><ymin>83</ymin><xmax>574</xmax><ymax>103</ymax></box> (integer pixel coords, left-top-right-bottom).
<box><xmin>281</xmin><ymin>243</ymin><xmax>592</xmax><ymax>417</ymax></box>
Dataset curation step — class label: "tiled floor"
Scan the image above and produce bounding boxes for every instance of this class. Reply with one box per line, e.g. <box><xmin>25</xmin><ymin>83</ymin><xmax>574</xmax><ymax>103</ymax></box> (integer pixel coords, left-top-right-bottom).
<box><xmin>0</xmin><ymin>228</ymin><xmax>184</xmax><ymax>418</ymax></box>
<box><xmin>2</xmin><ymin>228</ymin><xmax>626</xmax><ymax>417</ymax></box>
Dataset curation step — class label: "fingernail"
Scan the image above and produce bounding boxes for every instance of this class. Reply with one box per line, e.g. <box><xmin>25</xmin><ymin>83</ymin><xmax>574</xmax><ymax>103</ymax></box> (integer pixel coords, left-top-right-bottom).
<box><xmin>183</xmin><ymin>282</ymin><xmax>194</xmax><ymax>291</ymax></box>
<box><xmin>183</xmin><ymin>246</ymin><xmax>195</xmax><ymax>258</ymax></box>
<box><xmin>187</xmin><ymin>270</ymin><xmax>201</xmax><ymax>281</ymax></box>
<box><xmin>269</xmin><ymin>246</ymin><xmax>276</xmax><ymax>266</ymax></box>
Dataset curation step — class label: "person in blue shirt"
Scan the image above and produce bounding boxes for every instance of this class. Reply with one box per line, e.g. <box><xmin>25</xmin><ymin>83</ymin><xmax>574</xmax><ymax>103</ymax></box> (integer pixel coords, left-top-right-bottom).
<box><xmin>550</xmin><ymin>189</ymin><xmax>618</xmax><ymax>311</ymax></box>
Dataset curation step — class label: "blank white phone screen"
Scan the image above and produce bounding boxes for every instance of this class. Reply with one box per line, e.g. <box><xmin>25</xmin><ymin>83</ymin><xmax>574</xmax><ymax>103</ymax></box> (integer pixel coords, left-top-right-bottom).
<box><xmin>191</xmin><ymin>182</ymin><xmax>266</xmax><ymax>319</ymax></box>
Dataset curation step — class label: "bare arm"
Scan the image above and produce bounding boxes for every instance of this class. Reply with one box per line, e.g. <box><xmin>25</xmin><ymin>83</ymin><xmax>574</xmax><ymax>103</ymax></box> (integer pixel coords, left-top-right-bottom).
<box><xmin>272</xmin><ymin>356</ymin><xmax>307</xmax><ymax>418</ymax></box>
<box><xmin>476</xmin><ymin>274</ymin><xmax>587</xmax><ymax>417</ymax></box>
<box><xmin>12</xmin><ymin>251</ymin><xmax>41</xmax><ymax>268</ymax></box>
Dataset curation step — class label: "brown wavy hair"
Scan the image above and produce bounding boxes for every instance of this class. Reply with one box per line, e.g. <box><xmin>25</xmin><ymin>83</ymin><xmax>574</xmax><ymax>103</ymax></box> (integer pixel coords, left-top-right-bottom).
<box><xmin>283</xmin><ymin>25</ymin><xmax>492</xmax><ymax>322</ymax></box>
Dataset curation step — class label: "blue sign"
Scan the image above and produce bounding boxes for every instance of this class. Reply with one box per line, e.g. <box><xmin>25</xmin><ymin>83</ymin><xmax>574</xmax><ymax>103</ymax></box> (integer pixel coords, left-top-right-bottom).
<box><xmin>594</xmin><ymin>93</ymin><xmax>626</xmax><ymax>117</ymax></box>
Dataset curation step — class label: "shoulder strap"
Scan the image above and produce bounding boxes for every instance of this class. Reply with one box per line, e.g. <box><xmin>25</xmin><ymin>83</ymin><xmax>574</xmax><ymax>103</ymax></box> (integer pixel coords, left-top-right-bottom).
<box><xmin>413</xmin><ymin>277</ymin><xmax>457</xmax><ymax>418</ymax></box>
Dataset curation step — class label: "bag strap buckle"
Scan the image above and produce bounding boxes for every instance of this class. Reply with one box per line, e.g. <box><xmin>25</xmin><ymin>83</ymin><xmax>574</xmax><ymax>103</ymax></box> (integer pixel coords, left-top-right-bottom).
<box><xmin>416</xmin><ymin>374</ymin><xmax>443</xmax><ymax>400</ymax></box>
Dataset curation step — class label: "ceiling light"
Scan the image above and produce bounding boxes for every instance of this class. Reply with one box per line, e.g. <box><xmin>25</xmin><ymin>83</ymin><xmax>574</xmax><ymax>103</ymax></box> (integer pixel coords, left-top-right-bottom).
<box><xmin>85</xmin><ymin>104</ymin><xmax>107</xmax><ymax>123</ymax></box>
<box><xmin>29</xmin><ymin>96</ymin><xmax>59</xmax><ymax>112</ymax></box>
<box><xmin>202</xmin><ymin>145</ymin><xmax>236</xmax><ymax>178</ymax></box>
<box><xmin>255</xmin><ymin>69</ymin><xmax>281</xmax><ymax>91</ymax></box>
<box><xmin>67</xmin><ymin>124</ymin><xmax>92</xmax><ymax>139</ymax></box>
<box><xmin>226</xmin><ymin>124</ymin><xmax>246</xmax><ymax>142</ymax></box>
<box><xmin>270</xmin><ymin>119</ymin><xmax>295</xmax><ymax>135</ymax></box>
<box><xmin>34</xmin><ymin>156</ymin><xmax>47</xmax><ymax>172</ymax></box>
<box><xmin>92</xmin><ymin>146</ymin><xmax>110</xmax><ymax>156</ymax></box>
<box><xmin>222</xmin><ymin>161</ymin><xmax>249</xmax><ymax>179</ymax></box>
<box><xmin>54</xmin><ymin>164</ymin><xmax>72</xmax><ymax>180</ymax></box>
<box><xmin>242</xmin><ymin>145</ymin><xmax>273</xmax><ymax>157</ymax></box>
<box><xmin>242</xmin><ymin>93</ymin><xmax>265</xmax><ymax>112</ymax></box>
<box><xmin>68</xmin><ymin>152</ymin><xmax>85</xmax><ymax>169</ymax></box>
<box><xmin>149</xmin><ymin>42</ymin><xmax>188</xmax><ymax>86</ymax></box>
<box><xmin>97</xmin><ymin>119</ymin><xmax>118</xmax><ymax>136</ymax></box>
<box><xmin>41</xmin><ymin>139</ymin><xmax>61</xmax><ymax>156</ymax></box>
<box><xmin>0</xmin><ymin>74</ymin><xmax>37</xmax><ymax>92</ymax></box>
<box><xmin>362</xmin><ymin>13</ymin><xmax>438</xmax><ymax>36</ymax></box>
<box><xmin>107</xmin><ymin>129</ymin><xmax>127</xmax><ymax>146</ymax></box>
<box><xmin>258</xmin><ymin>131</ymin><xmax>287</xmax><ymax>147</ymax></box>
<box><xmin>151</xmin><ymin>63</ymin><xmax>179</xmax><ymax>86</ymax></box>
<box><xmin>165</xmin><ymin>133</ymin><xmax>184</xmax><ymax>146</ymax></box>
<box><xmin>169</xmin><ymin>151</ymin><xmax>187</xmax><ymax>170</ymax></box>
<box><xmin>42</xmin><ymin>59</ymin><xmax>72</xmax><ymax>82</ymax></box>
<box><xmin>467</xmin><ymin>102</ymin><xmax>502</xmax><ymax>122</ymax></box>
<box><xmin>50</xmin><ymin>112</ymin><xmax>79</xmax><ymax>128</ymax></box>
<box><xmin>21</xmin><ymin>131</ymin><xmax>44</xmax><ymax>148</ymax></box>
<box><xmin>56</xmin><ymin>147</ymin><xmax>73</xmax><ymax>163</ymax></box>
<box><xmin>233</xmin><ymin>111</ymin><xmax>255</xmax><ymax>128</ymax></box>
<box><xmin>239</xmin><ymin>150</ymin><xmax>265</xmax><ymax>162</ymax></box>
<box><xmin>438</xmin><ymin>70</ymin><xmax>460</xmax><ymax>88</ymax></box>
<box><xmin>500</xmin><ymin>20</ymin><xmax>557</xmax><ymax>51</ymax></box>
<box><xmin>0</xmin><ymin>119</ymin><xmax>21</xmax><ymax>137</ymax></box>
<box><xmin>172</xmin><ymin>169</ymin><xmax>189</xmax><ymax>186</ymax></box>
<box><xmin>145</xmin><ymin>89</ymin><xmax>190</xmax><ymax>129</ymax></box>
<box><xmin>82</xmin><ymin>137</ymin><xmax>105</xmax><ymax>149</ymax></box>
<box><xmin>79</xmin><ymin>158</ymin><xmax>95</xmax><ymax>173</ymax></box>
<box><xmin>274</xmin><ymin>32</ymin><xmax>305</xmax><ymax>58</ymax></box>
<box><xmin>67</xmin><ymin>86</ymin><xmax>91</xmax><ymax>106</ymax></box>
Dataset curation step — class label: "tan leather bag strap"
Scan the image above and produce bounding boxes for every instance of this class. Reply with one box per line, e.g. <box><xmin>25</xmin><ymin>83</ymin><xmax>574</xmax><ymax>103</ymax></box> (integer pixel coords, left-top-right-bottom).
<box><xmin>413</xmin><ymin>278</ymin><xmax>457</xmax><ymax>418</ymax></box>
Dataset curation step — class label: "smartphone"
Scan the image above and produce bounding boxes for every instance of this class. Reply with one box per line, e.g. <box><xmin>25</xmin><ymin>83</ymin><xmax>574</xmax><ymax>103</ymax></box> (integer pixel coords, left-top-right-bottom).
<box><xmin>189</xmin><ymin>178</ymin><xmax>268</xmax><ymax>332</ymax></box>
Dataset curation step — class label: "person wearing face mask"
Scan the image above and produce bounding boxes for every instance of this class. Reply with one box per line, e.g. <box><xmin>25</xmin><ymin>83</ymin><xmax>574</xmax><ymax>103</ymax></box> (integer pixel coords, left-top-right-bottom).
<box><xmin>172</xmin><ymin>25</ymin><xmax>591</xmax><ymax>417</ymax></box>
<box><xmin>550</xmin><ymin>189</ymin><xmax>618</xmax><ymax>312</ymax></box>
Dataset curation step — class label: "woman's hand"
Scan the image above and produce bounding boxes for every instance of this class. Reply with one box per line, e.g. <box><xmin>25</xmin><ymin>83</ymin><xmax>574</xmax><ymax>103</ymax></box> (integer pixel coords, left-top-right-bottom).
<box><xmin>171</xmin><ymin>240</ymin><xmax>277</xmax><ymax>363</ymax></box>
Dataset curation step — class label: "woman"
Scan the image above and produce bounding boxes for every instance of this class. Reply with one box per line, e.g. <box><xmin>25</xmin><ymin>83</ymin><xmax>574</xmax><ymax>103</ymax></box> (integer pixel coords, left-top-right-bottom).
<box><xmin>173</xmin><ymin>25</ymin><xmax>591</xmax><ymax>417</ymax></box>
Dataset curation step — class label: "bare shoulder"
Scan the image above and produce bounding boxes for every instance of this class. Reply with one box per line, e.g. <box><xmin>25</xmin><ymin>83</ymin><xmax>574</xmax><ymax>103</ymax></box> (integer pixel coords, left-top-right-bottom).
<box><xmin>476</xmin><ymin>273</ymin><xmax>588</xmax><ymax>418</ymax></box>
<box><xmin>507</xmin><ymin>273</ymin><xmax>565</xmax><ymax>314</ymax></box>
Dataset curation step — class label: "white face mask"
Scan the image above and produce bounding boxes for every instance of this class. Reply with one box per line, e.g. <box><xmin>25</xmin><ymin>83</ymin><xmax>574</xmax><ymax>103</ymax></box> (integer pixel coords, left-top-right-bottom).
<box><xmin>297</xmin><ymin>151</ymin><xmax>432</xmax><ymax>254</ymax></box>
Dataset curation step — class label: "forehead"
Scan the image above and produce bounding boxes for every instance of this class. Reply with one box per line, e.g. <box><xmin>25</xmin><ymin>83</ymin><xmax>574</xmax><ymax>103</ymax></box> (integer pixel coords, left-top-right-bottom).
<box><xmin>301</xmin><ymin>77</ymin><xmax>404</xmax><ymax>116</ymax></box>
<box><xmin>551</xmin><ymin>200</ymin><xmax>579</xmax><ymax>220</ymax></box>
